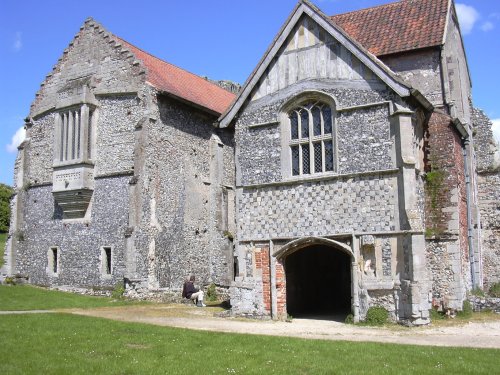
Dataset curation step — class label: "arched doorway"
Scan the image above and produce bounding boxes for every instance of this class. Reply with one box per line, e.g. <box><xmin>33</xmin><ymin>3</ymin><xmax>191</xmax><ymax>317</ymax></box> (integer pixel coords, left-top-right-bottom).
<box><xmin>284</xmin><ymin>244</ymin><xmax>352</xmax><ymax>318</ymax></box>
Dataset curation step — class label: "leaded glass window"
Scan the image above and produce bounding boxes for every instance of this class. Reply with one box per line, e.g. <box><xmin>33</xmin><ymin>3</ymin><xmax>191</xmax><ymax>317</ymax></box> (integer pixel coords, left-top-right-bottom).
<box><xmin>288</xmin><ymin>100</ymin><xmax>335</xmax><ymax>176</ymax></box>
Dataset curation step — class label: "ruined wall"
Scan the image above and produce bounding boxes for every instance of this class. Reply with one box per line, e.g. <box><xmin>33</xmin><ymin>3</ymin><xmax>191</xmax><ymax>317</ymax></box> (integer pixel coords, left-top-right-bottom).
<box><xmin>473</xmin><ymin>107</ymin><xmax>500</xmax><ymax>172</ymax></box>
<box><xmin>424</xmin><ymin>111</ymin><xmax>469</xmax><ymax>307</ymax></box>
<box><xmin>472</xmin><ymin>107</ymin><xmax>500</xmax><ymax>289</ymax></box>
<box><xmin>130</xmin><ymin>95</ymin><xmax>234</xmax><ymax>291</ymax></box>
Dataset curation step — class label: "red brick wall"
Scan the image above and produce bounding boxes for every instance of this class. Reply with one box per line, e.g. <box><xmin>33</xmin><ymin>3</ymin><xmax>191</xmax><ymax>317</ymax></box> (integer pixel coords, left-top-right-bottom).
<box><xmin>254</xmin><ymin>245</ymin><xmax>287</xmax><ymax>318</ymax></box>
<box><xmin>425</xmin><ymin>111</ymin><xmax>467</xmax><ymax>244</ymax></box>
<box><xmin>425</xmin><ymin>110</ymin><xmax>469</xmax><ymax>274</ymax></box>
<box><xmin>276</xmin><ymin>260</ymin><xmax>286</xmax><ymax>317</ymax></box>
<box><xmin>254</xmin><ymin>245</ymin><xmax>271</xmax><ymax>313</ymax></box>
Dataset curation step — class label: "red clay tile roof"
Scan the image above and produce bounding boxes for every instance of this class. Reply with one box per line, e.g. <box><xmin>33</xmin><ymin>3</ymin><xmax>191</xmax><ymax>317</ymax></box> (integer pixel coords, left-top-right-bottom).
<box><xmin>331</xmin><ymin>0</ymin><xmax>449</xmax><ymax>56</ymax></box>
<box><xmin>118</xmin><ymin>38</ymin><xmax>235</xmax><ymax>115</ymax></box>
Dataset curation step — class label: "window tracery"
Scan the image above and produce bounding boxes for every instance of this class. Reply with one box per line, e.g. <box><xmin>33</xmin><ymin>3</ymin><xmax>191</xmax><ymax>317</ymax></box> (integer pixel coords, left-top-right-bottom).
<box><xmin>288</xmin><ymin>101</ymin><xmax>335</xmax><ymax>176</ymax></box>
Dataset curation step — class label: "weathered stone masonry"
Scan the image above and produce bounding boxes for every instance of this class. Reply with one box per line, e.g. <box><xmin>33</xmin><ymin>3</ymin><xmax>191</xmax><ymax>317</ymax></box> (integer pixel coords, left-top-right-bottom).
<box><xmin>3</xmin><ymin>1</ymin><xmax>499</xmax><ymax>326</ymax></box>
<box><xmin>472</xmin><ymin>107</ymin><xmax>500</xmax><ymax>290</ymax></box>
<box><xmin>2</xmin><ymin>18</ymin><xmax>236</xmax><ymax>295</ymax></box>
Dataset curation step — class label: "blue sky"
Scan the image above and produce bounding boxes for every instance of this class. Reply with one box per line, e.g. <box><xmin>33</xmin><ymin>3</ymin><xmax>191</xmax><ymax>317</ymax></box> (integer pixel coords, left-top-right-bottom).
<box><xmin>1</xmin><ymin>0</ymin><xmax>499</xmax><ymax>185</ymax></box>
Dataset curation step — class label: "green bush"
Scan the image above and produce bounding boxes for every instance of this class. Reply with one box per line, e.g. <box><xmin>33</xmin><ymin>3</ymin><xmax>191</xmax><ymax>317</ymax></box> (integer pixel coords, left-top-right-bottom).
<box><xmin>489</xmin><ymin>282</ymin><xmax>500</xmax><ymax>298</ymax></box>
<box><xmin>206</xmin><ymin>283</ymin><xmax>217</xmax><ymax>302</ymax></box>
<box><xmin>430</xmin><ymin>308</ymin><xmax>445</xmax><ymax>321</ymax></box>
<box><xmin>111</xmin><ymin>282</ymin><xmax>125</xmax><ymax>299</ymax></box>
<box><xmin>364</xmin><ymin>306</ymin><xmax>388</xmax><ymax>325</ymax></box>
<box><xmin>344</xmin><ymin>314</ymin><xmax>354</xmax><ymax>324</ymax></box>
<box><xmin>0</xmin><ymin>183</ymin><xmax>13</xmax><ymax>233</ymax></box>
<box><xmin>457</xmin><ymin>300</ymin><xmax>473</xmax><ymax>318</ymax></box>
<box><xmin>471</xmin><ymin>287</ymin><xmax>486</xmax><ymax>297</ymax></box>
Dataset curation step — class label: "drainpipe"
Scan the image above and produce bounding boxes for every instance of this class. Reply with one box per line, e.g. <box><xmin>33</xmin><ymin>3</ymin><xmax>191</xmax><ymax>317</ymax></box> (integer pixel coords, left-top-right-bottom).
<box><xmin>462</xmin><ymin>138</ymin><xmax>476</xmax><ymax>288</ymax></box>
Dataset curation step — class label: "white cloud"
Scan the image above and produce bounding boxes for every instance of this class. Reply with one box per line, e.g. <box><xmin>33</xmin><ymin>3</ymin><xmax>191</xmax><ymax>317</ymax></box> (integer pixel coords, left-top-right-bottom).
<box><xmin>13</xmin><ymin>31</ymin><xmax>22</xmax><ymax>52</ymax></box>
<box><xmin>492</xmin><ymin>119</ymin><xmax>500</xmax><ymax>145</ymax></box>
<box><xmin>6</xmin><ymin>126</ymin><xmax>26</xmax><ymax>153</ymax></box>
<box><xmin>481</xmin><ymin>21</ymin><xmax>494</xmax><ymax>32</ymax></box>
<box><xmin>456</xmin><ymin>3</ymin><xmax>480</xmax><ymax>35</ymax></box>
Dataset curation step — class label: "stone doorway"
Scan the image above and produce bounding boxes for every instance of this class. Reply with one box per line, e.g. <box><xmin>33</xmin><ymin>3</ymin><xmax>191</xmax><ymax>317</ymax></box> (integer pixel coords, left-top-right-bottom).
<box><xmin>284</xmin><ymin>244</ymin><xmax>352</xmax><ymax>319</ymax></box>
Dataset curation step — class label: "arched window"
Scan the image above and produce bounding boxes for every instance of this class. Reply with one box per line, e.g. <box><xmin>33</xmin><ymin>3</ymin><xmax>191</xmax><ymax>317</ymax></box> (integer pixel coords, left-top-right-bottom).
<box><xmin>287</xmin><ymin>101</ymin><xmax>335</xmax><ymax>176</ymax></box>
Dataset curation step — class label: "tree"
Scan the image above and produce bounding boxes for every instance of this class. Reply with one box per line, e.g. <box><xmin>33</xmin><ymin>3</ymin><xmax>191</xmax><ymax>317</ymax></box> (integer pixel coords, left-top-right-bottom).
<box><xmin>0</xmin><ymin>184</ymin><xmax>13</xmax><ymax>233</ymax></box>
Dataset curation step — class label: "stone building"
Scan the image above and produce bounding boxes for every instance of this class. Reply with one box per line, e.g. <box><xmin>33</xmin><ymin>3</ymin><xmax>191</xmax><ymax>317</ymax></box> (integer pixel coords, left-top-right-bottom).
<box><xmin>2</xmin><ymin>0</ymin><xmax>499</xmax><ymax>325</ymax></box>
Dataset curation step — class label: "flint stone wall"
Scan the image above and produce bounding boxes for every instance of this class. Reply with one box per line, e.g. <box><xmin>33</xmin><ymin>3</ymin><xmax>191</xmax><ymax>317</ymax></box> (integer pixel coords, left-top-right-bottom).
<box><xmin>14</xmin><ymin>176</ymin><xmax>129</xmax><ymax>287</ymax></box>
<box><xmin>472</xmin><ymin>107</ymin><xmax>500</xmax><ymax>289</ymax></box>
<box><xmin>469</xmin><ymin>296</ymin><xmax>500</xmax><ymax>313</ymax></box>
<box><xmin>477</xmin><ymin>173</ymin><xmax>500</xmax><ymax>289</ymax></box>
<box><xmin>238</xmin><ymin>174</ymin><xmax>398</xmax><ymax>240</ymax></box>
<box><xmin>230</xmin><ymin>278</ymin><xmax>267</xmax><ymax>318</ymax></box>
<box><xmin>95</xmin><ymin>96</ymin><xmax>141</xmax><ymax>176</ymax></box>
<box><xmin>425</xmin><ymin>238</ymin><xmax>465</xmax><ymax>308</ymax></box>
<box><xmin>24</xmin><ymin>113</ymin><xmax>55</xmax><ymax>184</ymax></box>
<box><xmin>381</xmin><ymin>50</ymin><xmax>443</xmax><ymax>106</ymax></box>
<box><xmin>130</xmin><ymin>96</ymin><xmax>234</xmax><ymax>291</ymax></box>
<box><xmin>236</xmin><ymin>87</ymin><xmax>397</xmax><ymax>186</ymax></box>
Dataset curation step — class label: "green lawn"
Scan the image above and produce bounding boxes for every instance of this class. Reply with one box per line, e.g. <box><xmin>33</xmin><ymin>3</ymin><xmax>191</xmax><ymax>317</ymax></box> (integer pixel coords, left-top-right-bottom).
<box><xmin>0</xmin><ymin>285</ymin><xmax>498</xmax><ymax>374</ymax></box>
<box><xmin>0</xmin><ymin>285</ymin><xmax>147</xmax><ymax>311</ymax></box>
<box><xmin>0</xmin><ymin>313</ymin><xmax>498</xmax><ymax>375</ymax></box>
<box><xmin>0</xmin><ymin>232</ymin><xmax>7</xmax><ymax>267</ymax></box>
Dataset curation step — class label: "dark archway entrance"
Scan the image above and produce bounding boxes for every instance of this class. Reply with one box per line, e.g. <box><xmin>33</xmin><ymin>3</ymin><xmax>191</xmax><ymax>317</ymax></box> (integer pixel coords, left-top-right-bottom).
<box><xmin>285</xmin><ymin>245</ymin><xmax>351</xmax><ymax>318</ymax></box>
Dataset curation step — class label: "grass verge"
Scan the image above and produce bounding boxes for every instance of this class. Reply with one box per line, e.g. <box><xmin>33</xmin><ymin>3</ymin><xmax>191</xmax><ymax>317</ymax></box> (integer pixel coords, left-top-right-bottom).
<box><xmin>0</xmin><ymin>313</ymin><xmax>499</xmax><ymax>375</ymax></box>
<box><xmin>0</xmin><ymin>285</ymin><xmax>147</xmax><ymax>311</ymax></box>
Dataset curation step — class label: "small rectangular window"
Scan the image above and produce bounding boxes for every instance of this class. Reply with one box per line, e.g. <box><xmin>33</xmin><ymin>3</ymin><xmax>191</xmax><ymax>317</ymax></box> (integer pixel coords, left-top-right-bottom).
<box><xmin>52</xmin><ymin>248</ymin><xmax>58</xmax><ymax>273</ymax></box>
<box><xmin>102</xmin><ymin>246</ymin><xmax>112</xmax><ymax>275</ymax></box>
<box><xmin>48</xmin><ymin>247</ymin><xmax>59</xmax><ymax>276</ymax></box>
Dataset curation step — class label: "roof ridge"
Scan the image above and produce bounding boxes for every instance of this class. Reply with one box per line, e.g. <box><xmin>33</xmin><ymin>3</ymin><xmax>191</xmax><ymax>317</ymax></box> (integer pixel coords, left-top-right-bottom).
<box><xmin>331</xmin><ymin>0</ymin><xmax>404</xmax><ymax>18</ymax></box>
<box><xmin>114</xmin><ymin>35</ymin><xmax>234</xmax><ymax>94</ymax></box>
<box><xmin>330</xmin><ymin>0</ymin><xmax>449</xmax><ymax>56</ymax></box>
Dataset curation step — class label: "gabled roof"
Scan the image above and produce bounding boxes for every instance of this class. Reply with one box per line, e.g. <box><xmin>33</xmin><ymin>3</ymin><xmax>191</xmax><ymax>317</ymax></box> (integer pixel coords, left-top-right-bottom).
<box><xmin>218</xmin><ymin>0</ymin><xmax>412</xmax><ymax>128</ymax></box>
<box><xmin>117</xmin><ymin>37</ymin><xmax>235</xmax><ymax>115</ymax></box>
<box><xmin>331</xmin><ymin>0</ymin><xmax>450</xmax><ymax>57</ymax></box>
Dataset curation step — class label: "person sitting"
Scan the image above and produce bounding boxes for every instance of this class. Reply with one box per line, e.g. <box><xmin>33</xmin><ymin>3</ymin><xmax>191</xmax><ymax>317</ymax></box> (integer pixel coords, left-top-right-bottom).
<box><xmin>182</xmin><ymin>275</ymin><xmax>206</xmax><ymax>307</ymax></box>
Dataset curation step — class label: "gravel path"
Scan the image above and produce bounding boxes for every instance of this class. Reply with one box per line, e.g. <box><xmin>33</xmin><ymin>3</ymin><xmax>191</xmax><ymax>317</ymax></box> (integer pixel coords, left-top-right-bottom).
<box><xmin>65</xmin><ymin>305</ymin><xmax>500</xmax><ymax>349</ymax></box>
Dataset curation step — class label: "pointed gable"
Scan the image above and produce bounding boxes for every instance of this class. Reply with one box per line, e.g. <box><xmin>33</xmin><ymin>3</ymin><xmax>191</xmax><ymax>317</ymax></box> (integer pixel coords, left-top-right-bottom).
<box><xmin>219</xmin><ymin>0</ymin><xmax>411</xmax><ymax>128</ymax></box>
<box><xmin>331</xmin><ymin>0</ymin><xmax>449</xmax><ymax>57</ymax></box>
<box><xmin>31</xmin><ymin>18</ymin><xmax>235</xmax><ymax>117</ymax></box>
<box><xmin>251</xmin><ymin>14</ymin><xmax>382</xmax><ymax>102</ymax></box>
<box><xmin>118</xmin><ymin>38</ymin><xmax>235</xmax><ymax>115</ymax></box>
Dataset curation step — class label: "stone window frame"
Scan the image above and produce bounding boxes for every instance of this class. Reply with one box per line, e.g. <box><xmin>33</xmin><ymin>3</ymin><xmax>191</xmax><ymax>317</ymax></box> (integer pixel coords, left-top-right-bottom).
<box><xmin>280</xmin><ymin>91</ymin><xmax>338</xmax><ymax>180</ymax></box>
<box><xmin>53</xmin><ymin>103</ymin><xmax>97</xmax><ymax>167</ymax></box>
<box><xmin>100</xmin><ymin>246</ymin><xmax>113</xmax><ymax>278</ymax></box>
<box><xmin>47</xmin><ymin>246</ymin><xmax>60</xmax><ymax>276</ymax></box>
